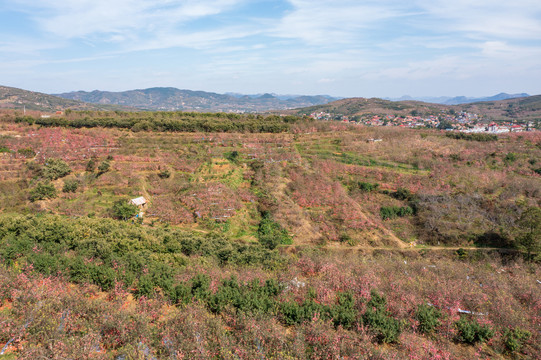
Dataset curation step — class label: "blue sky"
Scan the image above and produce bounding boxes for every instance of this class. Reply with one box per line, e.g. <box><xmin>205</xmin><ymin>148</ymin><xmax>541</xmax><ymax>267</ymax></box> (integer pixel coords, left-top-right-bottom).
<box><xmin>1</xmin><ymin>0</ymin><xmax>540</xmax><ymax>98</ymax></box>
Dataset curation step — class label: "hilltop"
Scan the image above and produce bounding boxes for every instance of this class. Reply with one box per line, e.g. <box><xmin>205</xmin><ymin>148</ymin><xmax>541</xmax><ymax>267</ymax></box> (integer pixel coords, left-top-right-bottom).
<box><xmin>54</xmin><ymin>87</ymin><xmax>337</xmax><ymax>112</ymax></box>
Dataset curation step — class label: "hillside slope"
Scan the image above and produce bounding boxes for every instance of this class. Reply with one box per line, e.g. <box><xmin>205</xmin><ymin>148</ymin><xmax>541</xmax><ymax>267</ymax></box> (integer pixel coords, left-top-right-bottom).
<box><xmin>1</xmin><ymin>111</ymin><xmax>539</xmax><ymax>249</ymax></box>
<box><xmin>0</xmin><ymin>113</ymin><xmax>539</xmax><ymax>359</ymax></box>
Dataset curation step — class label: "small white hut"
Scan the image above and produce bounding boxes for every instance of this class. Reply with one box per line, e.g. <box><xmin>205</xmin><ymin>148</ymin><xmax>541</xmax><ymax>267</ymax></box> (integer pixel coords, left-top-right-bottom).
<box><xmin>130</xmin><ymin>196</ymin><xmax>147</xmax><ymax>209</ymax></box>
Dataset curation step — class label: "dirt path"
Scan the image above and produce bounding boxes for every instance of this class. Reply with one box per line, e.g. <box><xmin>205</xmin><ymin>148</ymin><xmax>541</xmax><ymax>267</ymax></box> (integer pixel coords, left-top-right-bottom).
<box><xmin>282</xmin><ymin>243</ymin><xmax>515</xmax><ymax>253</ymax></box>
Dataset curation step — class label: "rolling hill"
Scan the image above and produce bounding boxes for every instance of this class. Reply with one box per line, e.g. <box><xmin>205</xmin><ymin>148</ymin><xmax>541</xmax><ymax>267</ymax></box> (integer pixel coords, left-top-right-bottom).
<box><xmin>0</xmin><ymin>85</ymin><xmax>130</xmax><ymax>112</ymax></box>
<box><xmin>295</xmin><ymin>97</ymin><xmax>443</xmax><ymax>116</ymax></box>
<box><xmin>459</xmin><ymin>94</ymin><xmax>541</xmax><ymax>121</ymax></box>
<box><xmin>291</xmin><ymin>94</ymin><xmax>541</xmax><ymax>121</ymax></box>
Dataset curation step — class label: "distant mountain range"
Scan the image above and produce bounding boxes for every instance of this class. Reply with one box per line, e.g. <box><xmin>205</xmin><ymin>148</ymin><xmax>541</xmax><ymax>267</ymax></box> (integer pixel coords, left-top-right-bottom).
<box><xmin>387</xmin><ymin>93</ymin><xmax>530</xmax><ymax>105</ymax></box>
<box><xmin>1</xmin><ymin>85</ymin><xmax>540</xmax><ymax>121</ymax></box>
<box><xmin>54</xmin><ymin>87</ymin><xmax>338</xmax><ymax>112</ymax></box>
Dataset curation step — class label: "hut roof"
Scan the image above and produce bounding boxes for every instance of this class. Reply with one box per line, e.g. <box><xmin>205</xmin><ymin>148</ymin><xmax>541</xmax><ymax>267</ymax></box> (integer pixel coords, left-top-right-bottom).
<box><xmin>130</xmin><ymin>196</ymin><xmax>147</xmax><ymax>206</ymax></box>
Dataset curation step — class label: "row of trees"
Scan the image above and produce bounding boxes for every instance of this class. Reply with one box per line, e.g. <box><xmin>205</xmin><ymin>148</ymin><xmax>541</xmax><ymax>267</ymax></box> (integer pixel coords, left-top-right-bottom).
<box><xmin>14</xmin><ymin>112</ymin><xmax>306</xmax><ymax>133</ymax></box>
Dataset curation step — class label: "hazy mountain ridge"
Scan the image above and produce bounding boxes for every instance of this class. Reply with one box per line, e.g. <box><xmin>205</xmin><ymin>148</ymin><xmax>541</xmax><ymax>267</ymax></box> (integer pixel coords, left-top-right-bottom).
<box><xmin>55</xmin><ymin>87</ymin><xmax>338</xmax><ymax>112</ymax></box>
<box><xmin>2</xmin><ymin>85</ymin><xmax>540</xmax><ymax>121</ymax></box>
<box><xmin>387</xmin><ymin>92</ymin><xmax>530</xmax><ymax>105</ymax></box>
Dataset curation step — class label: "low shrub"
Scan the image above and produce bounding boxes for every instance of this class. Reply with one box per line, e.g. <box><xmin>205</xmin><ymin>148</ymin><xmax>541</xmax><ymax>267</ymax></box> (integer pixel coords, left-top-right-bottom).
<box><xmin>455</xmin><ymin>248</ymin><xmax>468</xmax><ymax>260</ymax></box>
<box><xmin>503</xmin><ymin>327</ymin><xmax>531</xmax><ymax>353</ymax></box>
<box><xmin>363</xmin><ymin>290</ymin><xmax>402</xmax><ymax>343</ymax></box>
<box><xmin>281</xmin><ymin>292</ymin><xmax>358</xmax><ymax>328</ymax></box>
<box><xmin>446</xmin><ymin>133</ymin><xmax>498</xmax><ymax>142</ymax></box>
<box><xmin>86</xmin><ymin>157</ymin><xmax>97</xmax><ymax>172</ymax></box>
<box><xmin>257</xmin><ymin>212</ymin><xmax>292</xmax><ymax>249</ymax></box>
<box><xmin>414</xmin><ymin>303</ymin><xmax>441</xmax><ymax>334</ymax></box>
<box><xmin>17</xmin><ymin>147</ymin><xmax>35</xmax><ymax>157</ymax></box>
<box><xmin>380</xmin><ymin>206</ymin><xmax>414</xmax><ymax>220</ymax></box>
<box><xmin>392</xmin><ymin>188</ymin><xmax>415</xmax><ymax>201</ymax></box>
<box><xmin>454</xmin><ymin>316</ymin><xmax>494</xmax><ymax>344</ymax></box>
<box><xmin>98</xmin><ymin>160</ymin><xmax>111</xmax><ymax>175</ymax></box>
<box><xmin>62</xmin><ymin>178</ymin><xmax>79</xmax><ymax>193</ymax></box>
<box><xmin>225</xmin><ymin>150</ymin><xmax>240</xmax><ymax>163</ymax></box>
<box><xmin>331</xmin><ymin>292</ymin><xmax>357</xmax><ymax>329</ymax></box>
<box><xmin>355</xmin><ymin>181</ymin><xmax>379</xmax><ymax>192</ymax></box>
<box><xmin>158</xmin><ymin>169</ymin><xmax>171</xmax><ymax>179</ymax></box>
<box><xmin>504</xmin><ymin>152</ymin><xmax>517</xmax><ymax>164</ymax></box>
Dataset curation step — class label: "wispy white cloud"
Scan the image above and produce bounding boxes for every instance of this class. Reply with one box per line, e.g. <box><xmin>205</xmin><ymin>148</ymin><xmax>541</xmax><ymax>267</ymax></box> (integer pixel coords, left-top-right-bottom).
<box><xmin>372</xmin><ymin>56</ymin><xmax>475</xmax><ymax>80</ymax></box>
<box><xmin>318</xmin><ymin>78</ymin><xmax>335</xmax><ymax>83</ymax></box>
<box><xmin>372</xmin><ymin>40</ymin><xmax>541</xmax><ymax>82</ymax></box>
<box><xmin>414</xmin><ymin>0</ymin><xmax>541</xmax><ymax>40</ymax></box>
<box><xmin>271</xmin><ymin>0</ymin><xmax>408</xmax><ymax>45</ymax></box>
<box><xmin>1</xmin><ymin>0</ymin><xmax>541</xmax><ymax>96</ymax></box>
<box><xmin>0</xmin><ymin>38</ymin><xmax>64</xmax><ymax>57</ymax></box>
<box><xmin>3</xmin><ymin>0</ymin><xmax>259</xmax><ymax>59</ymax></box>
<box><xmin>11</xmin><ymin>0</ymin><xmax>244</xmax><ymax>39</ymax></box>
<box><xmin>121</xmin><ymin>26</ymin><xmax>258</xmax><ymax>53</ymax></box>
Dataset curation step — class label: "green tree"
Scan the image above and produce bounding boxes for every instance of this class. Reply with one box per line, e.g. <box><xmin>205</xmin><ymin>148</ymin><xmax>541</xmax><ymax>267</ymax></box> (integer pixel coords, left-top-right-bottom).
<box><xmin>86</xmin><ymin>157</ymin><xmax>97</xmax><ymax>172</ymax></box>
<box><xmin>42</xmin><ymin>158</ymin><xmax>71</xmax><ymax>180</ymax></box>
<box><xmin>257</xmin><ymin>212</ymin><xmax>292</xmax><ymax>249</ymax></box>
<box><xmin>62</xmin><ymin>179</ymin><xmax>79</xmax><ymax>193</ymax></box>
<box><xmin>503</xmin><ymin>152</ymin><xmax>517</xmax><ymax>165</ymax></box>
<box><xmin>97</xmin><ymin>160</ymin><xmax>111</xmax><ymax>175</ymax></box>
<box><xmin>111</xmin><ymin>200</ymin><xmax>139</xmax><ymax>220</ymax></box>
<box><xmin>437</xmin><ymin>120</ymin><xmax>453</xmax><ymax>130</ymax></box>
<box><xmin>503</xmin><ymin>327</ymin><xmax>531</xmax><ymax>353</ymax></box>
<box><xmin>516</xmin><ymin>206</ymin><xmax>541</xmax><ymax>261</ymax></box>
<box><xmin>29</xmin><ymin>182</ymin><xmax>57</xmax><ymax>201</ymax></box>
<box><xmin>455</xmin><ymin>316</ymin><xmax>494</xmax><ymax>344</ymax></box>
<box><xmin>225</xmin><ymin>150</ymin><xmax>240</xmax><ymax>163</ymax></box>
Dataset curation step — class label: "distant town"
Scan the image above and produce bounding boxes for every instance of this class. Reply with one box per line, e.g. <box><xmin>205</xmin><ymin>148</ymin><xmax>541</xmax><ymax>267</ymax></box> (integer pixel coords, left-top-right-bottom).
<box><xmin>309</xmin><ymin>110</ymin><xmax>539</xmax><ymax>132</ymax></box>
